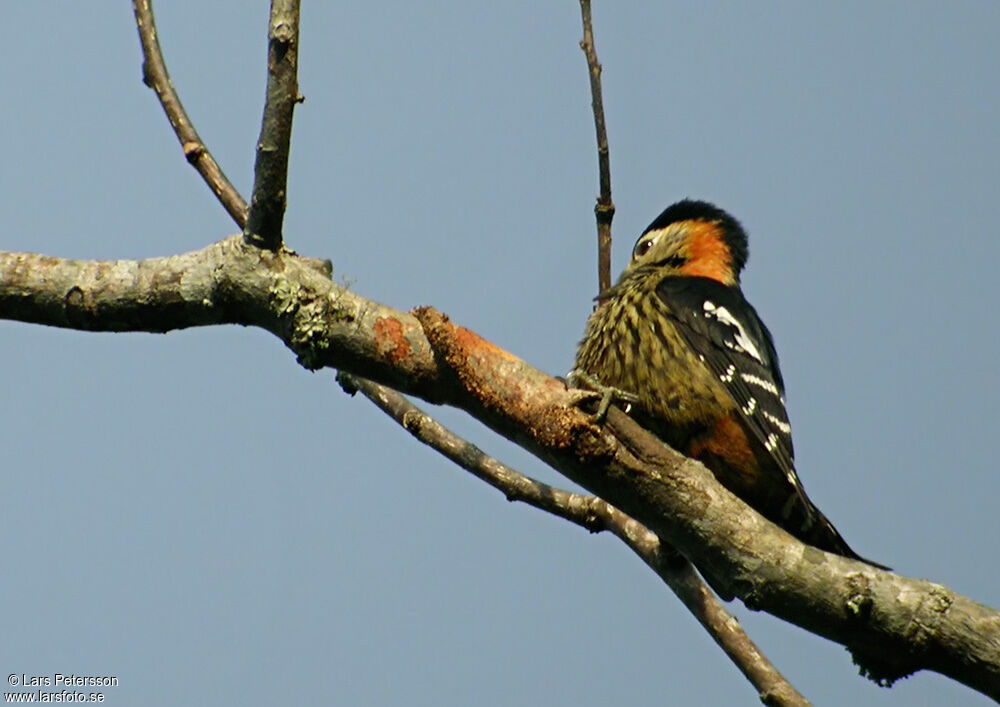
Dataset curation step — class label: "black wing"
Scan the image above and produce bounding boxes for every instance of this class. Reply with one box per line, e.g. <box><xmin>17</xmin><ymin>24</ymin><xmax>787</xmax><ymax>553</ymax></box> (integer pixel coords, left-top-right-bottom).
<box><xmin>655</xmin><ymin>277</ymin><xmax>887</xmax><ymax>568</ymax></box>
<box><xmin>655</xmin><ymin>276</ymin><xmax>810</xmax><ymax>521</ymax></box>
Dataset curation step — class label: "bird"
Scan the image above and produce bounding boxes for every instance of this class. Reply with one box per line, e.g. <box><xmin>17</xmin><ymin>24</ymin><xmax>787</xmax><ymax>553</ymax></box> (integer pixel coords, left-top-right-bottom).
<box><xmin>574</xmin><ymin>199</ymin><xmax>883</xmax><ymax>567</ymax></box>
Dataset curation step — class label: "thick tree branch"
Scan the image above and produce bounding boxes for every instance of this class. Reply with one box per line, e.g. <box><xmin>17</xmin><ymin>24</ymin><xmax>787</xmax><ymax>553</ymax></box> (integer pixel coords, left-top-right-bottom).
<box><xmin>338</xmin><ymin>373</ymin><xmax>807</xmax><ymax>706</ymax></box>
<box><xmin>244</xmin><ymin>0</ymin><xmax>302</xmax><ymax>251</ymax></box>
<box><xmin>0</xmin><ymin>240</ymin><xmax>430</xmax><ymax>393</ymax></box>
<box><xmin>132</xmin><ymin>0</ymin><xmax>249</xmax><ymax>227</ymax></box>
<box><xmin>2</xmin><ymin>242</ymin><xmax>997</xmax><ymax>699</ymax></box>
<box><xmin>578</xmin><ymin>0</ymin><xmax>614</xmax><ymax>296</ymax></box>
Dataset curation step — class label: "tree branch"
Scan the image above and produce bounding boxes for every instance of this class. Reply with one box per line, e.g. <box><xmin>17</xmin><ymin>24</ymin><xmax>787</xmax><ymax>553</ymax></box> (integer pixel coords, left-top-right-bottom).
<box><xmin>132</xmin><ymin>0</ymin><xmax>249</xmax><ymax>227</ymax></box>
<box><xmin>2</xmin><ymin>242</ymin><xmax>997</xmax><ymax>699</ymax></box>
<box><xmin>338</xmin><ymin>373</ymin><xmax>807</xmax><ymax>706</ymax></box>
<box><xmin>578</xmin><ymin>0</ymin><xmax>614</xmax><ymax>296</ymax></box>
<box><xmin>244</xmin><ymin>0</ymin><xmax>302</xmax><ymax>251</ymax></box>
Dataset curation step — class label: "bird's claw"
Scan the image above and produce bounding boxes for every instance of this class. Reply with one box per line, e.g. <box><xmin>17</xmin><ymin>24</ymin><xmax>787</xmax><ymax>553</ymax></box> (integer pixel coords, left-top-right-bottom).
<box><xmin>565</xmin><ymin>369</ymin><xmax>639</xmax><ymax>423</ymax></box>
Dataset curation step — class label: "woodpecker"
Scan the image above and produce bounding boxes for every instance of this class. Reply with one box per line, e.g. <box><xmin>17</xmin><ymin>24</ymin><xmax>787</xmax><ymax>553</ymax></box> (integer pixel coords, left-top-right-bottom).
<box><xmin>575</xmin><ymin>199</ymin><xmax>882</xmax><ymax>566</ymax></box>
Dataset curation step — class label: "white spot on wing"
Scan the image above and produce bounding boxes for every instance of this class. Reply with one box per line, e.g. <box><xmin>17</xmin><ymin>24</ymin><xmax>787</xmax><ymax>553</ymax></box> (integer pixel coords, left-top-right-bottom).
<box><xmin>762</xmin><ymin>410</ymin><xmax>792</xmax><ymax>434</ymax></box>
<box><xmin>720</xmin><ymin>363</ymin><xmax>736</xmax><ymax>382</ymax></box>
<box><xmin>764</xmin><ymin>433</ymin><xmax>779</xmax><ymax>451</ymax></box>
<box><xmin>740</xmin><ymin>372</ymin><xmax>780</xmax><ymax>396</ymax></box>
<box><xmin>703</xmin><ymin>301</ymin><xmax>765</xmax><ymax>363</ymax></box>
<box><xmin>742</xmin><ymin>397</ymin><xmax>757</xmax><ymax>415</ymax></box>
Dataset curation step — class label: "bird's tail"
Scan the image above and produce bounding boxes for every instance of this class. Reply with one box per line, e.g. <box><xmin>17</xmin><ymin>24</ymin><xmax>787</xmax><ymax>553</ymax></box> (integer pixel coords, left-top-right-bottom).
<box><xmin>805</xmin><ymin>507</ymin><xmax>890</xmax><ymax>571</ymax></box>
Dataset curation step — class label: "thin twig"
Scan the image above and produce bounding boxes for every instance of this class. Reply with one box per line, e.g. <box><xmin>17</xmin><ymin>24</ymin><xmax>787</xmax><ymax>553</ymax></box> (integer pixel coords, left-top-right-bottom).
<box><xmin>132</xmin><ymin>0</ymin><xmax>249</xmax><ymax>228</ymax></box>
<box><xmin>578</xmin><ymin>0</ymin><xmax>615</xmax><ymax>296</ymax></box>
<box><xmin>244</xmin><ymin>0</ymin><xmax>302</xmax><ymax>251</ymax></box>
<box><xmin>338</xmin><ymin>373</ymin><xmax>809</xmax><ymax>707</ymax></box>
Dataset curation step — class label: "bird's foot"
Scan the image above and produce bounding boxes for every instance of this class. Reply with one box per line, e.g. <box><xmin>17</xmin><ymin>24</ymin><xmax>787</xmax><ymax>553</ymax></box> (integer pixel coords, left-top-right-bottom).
<box><xmin>565</xmin><ymin>369</ymin><xmax>640</xmax><ymax>423</ymax></box>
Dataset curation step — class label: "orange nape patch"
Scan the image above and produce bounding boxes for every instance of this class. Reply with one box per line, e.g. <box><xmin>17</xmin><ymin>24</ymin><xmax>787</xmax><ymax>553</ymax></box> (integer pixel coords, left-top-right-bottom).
<box><xmin>687</xmin><ymin>414</ymin><xmax>759</xmax><ymax>491</ymax></box>
<box><xmin>678</xmin><ymin>221</ymin><xmax>735</xmax><ymax>285</ymax></box>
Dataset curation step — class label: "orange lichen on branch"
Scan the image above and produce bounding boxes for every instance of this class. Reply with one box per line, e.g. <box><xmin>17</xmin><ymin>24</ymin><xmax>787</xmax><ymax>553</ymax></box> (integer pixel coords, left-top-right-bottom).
<box><xmin>373</xmin><ymin>316</ymin><xmax>412</xmax><ymax>364</ymax></box>
<box><xmin>413</xmin><ymin>306</ymin><xmax>525</xmax><ymax>400</ymax></box>
<box><xmin>452</xmin><ymin>324</ymin><xmax>520</xmax><ymax>364</ymax></box>
<box><xmin>412</xmin><ymin>306</ymin><xmax>600</xmax><ymax>455</ymax></box>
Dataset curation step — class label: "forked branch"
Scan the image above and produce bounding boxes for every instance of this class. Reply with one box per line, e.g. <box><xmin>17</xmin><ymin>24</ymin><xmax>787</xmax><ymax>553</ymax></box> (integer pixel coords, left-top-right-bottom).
<box><xmin>339</xmin><ymin>373</ymin><xmax>807</xmax><ymax>706</ymax></box>
<box><xmin>1</xmin><ymin>242</ymin><xmax>998</xmax><ymax>699</ymax></box>
<box><xmin>131</xmin><ymin>10</ymin><xmax>792</xmax><ymax>697</ymax></box>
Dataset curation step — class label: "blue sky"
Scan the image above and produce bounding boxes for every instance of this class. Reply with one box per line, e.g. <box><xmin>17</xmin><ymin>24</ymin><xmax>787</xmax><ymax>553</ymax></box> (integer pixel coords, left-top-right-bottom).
<box><xmin>2</xmin><ymin>2</ymin><xmax>998</xmax><ymax>705</ymax></box>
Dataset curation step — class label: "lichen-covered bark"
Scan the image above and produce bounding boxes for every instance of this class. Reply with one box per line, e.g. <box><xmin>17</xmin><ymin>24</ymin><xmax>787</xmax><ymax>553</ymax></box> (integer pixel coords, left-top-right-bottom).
<box><xmin>0</xmin><ymin>238</ymin><xmax>440</xmax><ymax>397</ymax></box>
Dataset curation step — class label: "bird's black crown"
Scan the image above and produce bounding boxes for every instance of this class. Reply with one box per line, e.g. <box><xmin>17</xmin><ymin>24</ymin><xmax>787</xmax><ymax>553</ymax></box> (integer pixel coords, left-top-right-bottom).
<box><xmin>643</xmin><ymin>199</ymin><xmax>749</xmax><ymax>274</ymax></box>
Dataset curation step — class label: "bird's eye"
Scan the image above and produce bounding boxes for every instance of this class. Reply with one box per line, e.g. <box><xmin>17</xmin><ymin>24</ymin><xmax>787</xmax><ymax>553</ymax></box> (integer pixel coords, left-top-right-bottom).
<box><xmin>634</xmin><ymin>238</ymin><xmax>654</xmax><ymax>258</ymax></box>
